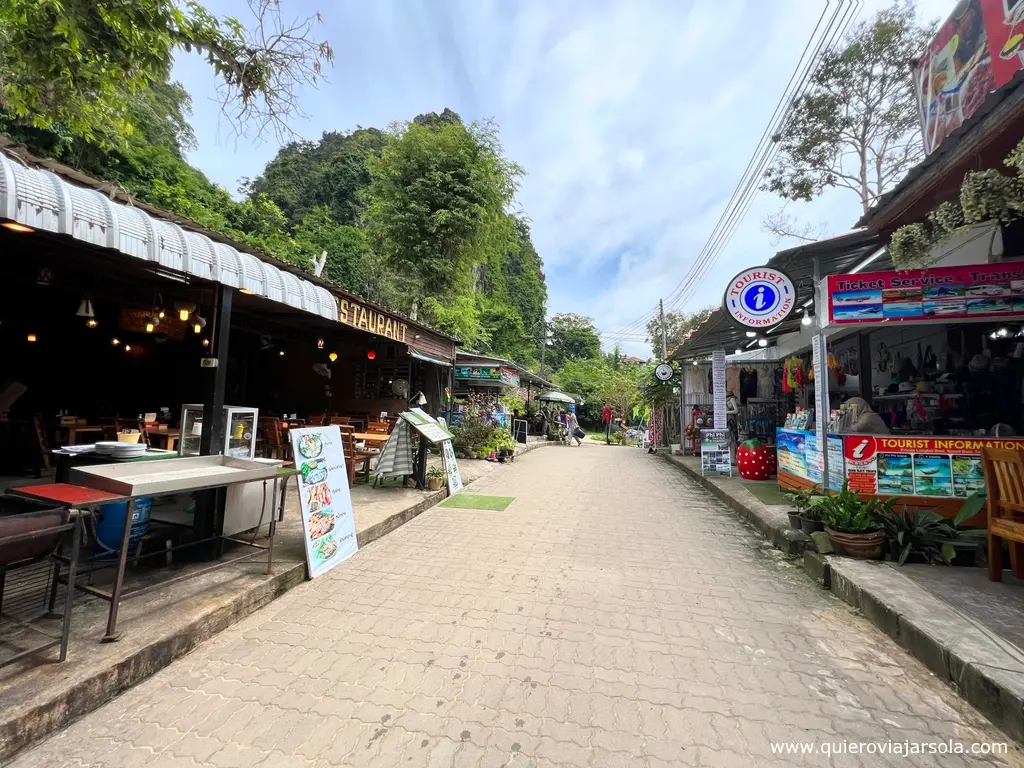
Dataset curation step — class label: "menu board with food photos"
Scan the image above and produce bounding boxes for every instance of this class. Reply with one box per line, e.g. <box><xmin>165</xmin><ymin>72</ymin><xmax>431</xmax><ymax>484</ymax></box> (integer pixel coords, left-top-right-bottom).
<box><xmin>290</xmin><ymin>426</ymin><xmax>358</xmax><ymax>578</ymax></box>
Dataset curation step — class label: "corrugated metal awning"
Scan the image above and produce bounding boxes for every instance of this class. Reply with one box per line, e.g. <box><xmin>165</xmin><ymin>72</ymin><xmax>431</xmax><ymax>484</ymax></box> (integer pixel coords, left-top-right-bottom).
<box><xmin>410</xmin><ymin>349</ymin><xmax>451</xmax><ymax>367</ymax></box>
<box><xmin>0</xmin><ymin>153</ymin><xmax>339</xmax><ymax>321</ymax></box>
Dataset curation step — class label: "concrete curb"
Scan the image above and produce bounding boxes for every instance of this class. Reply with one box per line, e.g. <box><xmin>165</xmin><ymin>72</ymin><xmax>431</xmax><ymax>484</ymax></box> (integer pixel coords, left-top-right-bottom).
<box><xmin>660</xmin><ymin>454</ymin><xmax>812</xmax><ymax>556</ymax></box>
<box><xmin>822</xmin><ymin>558</ymin><xmax>1024</xmax><ymax>745</ymax></box>
<box><xmin>0</xmin><ymin>448</ymin><xmax>552</xmax><ymax>765</ymax></box>
<box><xmin>660</xmin><ymin>453</ymin><xmax>1024</xmax><ymax>745</ymax></box>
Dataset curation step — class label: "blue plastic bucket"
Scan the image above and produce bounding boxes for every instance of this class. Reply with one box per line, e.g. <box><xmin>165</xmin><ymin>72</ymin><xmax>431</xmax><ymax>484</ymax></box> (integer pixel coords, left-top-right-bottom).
<box><xmin>94</xmin><ymin>497</ymin><xmax>152</xmax><ymax>559</ymax></box>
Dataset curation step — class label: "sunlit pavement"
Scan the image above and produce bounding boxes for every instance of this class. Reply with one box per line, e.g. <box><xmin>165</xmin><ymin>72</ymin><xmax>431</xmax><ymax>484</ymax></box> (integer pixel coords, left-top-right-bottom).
<box><xmin>12</xmin><ymin>444</ymin><xmax>1022</xmax><ymax>767</ymax></box>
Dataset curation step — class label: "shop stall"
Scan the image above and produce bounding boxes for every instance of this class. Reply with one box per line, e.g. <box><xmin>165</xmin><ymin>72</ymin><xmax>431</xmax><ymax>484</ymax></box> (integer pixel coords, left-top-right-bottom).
<box><xmin>782</xmin><ymin>257</ymin><xmax>1024</xmax><ymax>523</ymax></box>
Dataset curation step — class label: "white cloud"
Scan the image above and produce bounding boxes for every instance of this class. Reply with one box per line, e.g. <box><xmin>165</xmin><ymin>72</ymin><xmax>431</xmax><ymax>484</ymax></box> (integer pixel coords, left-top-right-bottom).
<box><xmin>174</xmin><ymin>0</ymin><xmax>956</xmax><ymax>356</ymax></box>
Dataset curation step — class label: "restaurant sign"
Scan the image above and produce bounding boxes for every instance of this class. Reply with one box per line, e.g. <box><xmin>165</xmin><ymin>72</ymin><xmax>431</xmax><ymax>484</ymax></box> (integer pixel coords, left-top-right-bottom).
<box><xmin>338</xmin><ymin>298</ymin><xmax>409</xmax><ymax>343</ymax></box>
<box><xmin>828</xmin><ymin>261</ymin><xmax>1024</xmax><ymax>325</ymax></box>
<box><xmin>913</xmin><ymin>0</ymin><xmax>1024</xmax><ymax>155</ymax></box>
<box><xmin>843</xmin><ymin>434</ymin><xmax>1024</xmax><ymax>498</ymax></box>
<box><xmin>455</xmin><ymin>365</ymin><xmax>520</xmax><ymax>387</ymax></box>
<box><xmin>722</xmin><ymin>267</ymin><xmax>797</xmax><ymax>329</ymax></box>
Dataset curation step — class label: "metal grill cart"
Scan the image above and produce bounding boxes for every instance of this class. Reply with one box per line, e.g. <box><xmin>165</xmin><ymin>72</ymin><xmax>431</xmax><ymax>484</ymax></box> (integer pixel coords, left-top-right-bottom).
<box><xmin>11</xmin><ymin>456</ymin><xmax>293</xmax><ymax>642</ymax></box>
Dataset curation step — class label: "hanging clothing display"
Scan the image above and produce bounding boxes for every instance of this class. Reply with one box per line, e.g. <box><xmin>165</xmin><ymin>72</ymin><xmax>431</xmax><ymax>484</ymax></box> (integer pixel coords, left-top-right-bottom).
<box><xmin>726</xmin><ymin>367</ymin><xmax>741</xmax><ymax>400</ymax></box>
<box><xmin>649</xmin><ymin>408</ymin><xmax>663</xmax><ymax>448</ymax></box>
<box><xmin>739</xmin><ymin>368</ymin><xmax>758</xmax><ymax>404</ymax></box>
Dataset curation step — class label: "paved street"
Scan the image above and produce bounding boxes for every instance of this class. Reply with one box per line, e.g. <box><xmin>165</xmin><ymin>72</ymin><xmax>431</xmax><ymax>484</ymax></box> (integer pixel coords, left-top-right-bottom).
<box><xmin>11</xmin><ymin>446</ymin><xmax>1022</xmax><ymax>767</ymax></box>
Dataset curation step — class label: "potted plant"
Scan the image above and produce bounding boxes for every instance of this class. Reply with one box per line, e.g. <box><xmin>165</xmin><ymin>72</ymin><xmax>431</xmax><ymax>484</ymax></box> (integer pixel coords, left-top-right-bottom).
<box><xmin>820</xmin><ymin>482</ymin><xmax>890</xmax><ymax>559</ymax></box>
<box><xmin>881</xmin><ymin>497</ymin><xmax>988</xmax><ymax>567</ymax></box>
<box><xmin>785</xmin><ymin>488</ymin><xmax>815</xmax><ymax>531</ymax></box>
<box><xmin>427</xmin><ymin>466</ymin><xmax>445</xmax><ymax>491</ymax></box>
<box><xmin>880</xmin><ymin>506</ymin><xmax>958</xmax><ymax>564</ymax></box>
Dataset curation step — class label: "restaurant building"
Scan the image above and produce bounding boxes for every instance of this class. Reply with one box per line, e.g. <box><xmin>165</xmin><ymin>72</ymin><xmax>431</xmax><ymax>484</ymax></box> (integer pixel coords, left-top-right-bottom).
<box><xmin>0</xmin><ymin>141</ymin><xmax>458</xmax><ymax>472</ymax></box>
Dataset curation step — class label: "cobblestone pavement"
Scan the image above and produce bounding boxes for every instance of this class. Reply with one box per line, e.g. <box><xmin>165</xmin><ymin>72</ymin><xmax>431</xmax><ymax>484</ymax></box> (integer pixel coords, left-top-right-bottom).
<box><xmin>11</xmin><ymin>446</ymin><xmax>1024</xmax><ymax>767</ymax></box>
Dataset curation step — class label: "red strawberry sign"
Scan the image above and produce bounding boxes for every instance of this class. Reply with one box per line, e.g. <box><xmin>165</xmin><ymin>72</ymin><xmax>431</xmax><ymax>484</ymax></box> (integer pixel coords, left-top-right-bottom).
<box><xmin>736</xmin><ymin>438</ymin><xmax>776</xmax><ymax>480</ymax></box>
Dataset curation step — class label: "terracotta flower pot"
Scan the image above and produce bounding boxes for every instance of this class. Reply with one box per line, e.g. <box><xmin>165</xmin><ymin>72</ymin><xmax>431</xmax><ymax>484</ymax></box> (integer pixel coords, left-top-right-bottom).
<box><xmin>826</xmin><ymin>527</ymin><xmax>885</xmax><ymax>559</ymax></box>
<box><xmin>428</xmin><ymin>477</ymin><xmax>444</xmax><ymax>491</ymax></box>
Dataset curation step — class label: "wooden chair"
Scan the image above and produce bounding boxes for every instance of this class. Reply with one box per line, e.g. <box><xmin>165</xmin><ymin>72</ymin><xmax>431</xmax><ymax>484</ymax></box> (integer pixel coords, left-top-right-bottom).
<box><xmin>329</xmin><ymin>416</ymin><xmax>350</xmax><ymax>426</ymax></box>
<box><xmin>340</xmin><ymin>431</ymin><xmax>374</xmax><ymax>487</ymax></box>
<box><xmin>981</xmin><ymin>447</ymin><xmax>1024</xmax><ymax>581</ymax></box>
<box><xmin>367</xmin><ymin>421</ymin><xmax>391</xmax><ymax>434</ymax></box>
<box><xmin>100</xmin><ymin>417</ymin><xmax>119</xmax><ymax>442</ymax></box>
<box><xmin>258</xmin><ymin>417</ymin><xmax>283</xmax><ymax>459</ymax></box>
<box><xmin>306</xmin><ymin>414</ymin><xmax>326</xmax><ymax>427</ymax></box>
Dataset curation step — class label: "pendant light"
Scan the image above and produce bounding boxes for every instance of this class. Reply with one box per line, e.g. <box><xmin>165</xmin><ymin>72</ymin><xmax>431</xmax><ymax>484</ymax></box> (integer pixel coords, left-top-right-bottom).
<box><xmin>317</xmin><ymin>337</ymin><xmax>325</xmax><ymax>349</ymax></box>
<box><xmin>192</xmin><ymin>314</ymin><xmax>206</xmax><ymax>334</ymax></box>
<box><xmin>76</xmin><ymin>296</ymin><xmax>95</xmax><ymax>318</ymax></box>
<box><xmin>328</xmin><ymin>352</ymin><xmax>338</xmax><ymax>362</ymax></box>
<box><xmin>86</xmin><ymin>318</ymin><xmax>98</xmax><ymax>329</ymax></box>
<box><xmin>174</xmin><ymin>301</ymin><xmax>196</xmax><ymax>322</ymax></box>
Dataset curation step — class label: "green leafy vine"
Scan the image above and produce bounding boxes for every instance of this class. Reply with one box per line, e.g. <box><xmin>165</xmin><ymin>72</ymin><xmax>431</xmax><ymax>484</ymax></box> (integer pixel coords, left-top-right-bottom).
<box><xmin>889</xmin><ymin>137</ymin><xmax>1024</xmax><ymax>266</ymax></box>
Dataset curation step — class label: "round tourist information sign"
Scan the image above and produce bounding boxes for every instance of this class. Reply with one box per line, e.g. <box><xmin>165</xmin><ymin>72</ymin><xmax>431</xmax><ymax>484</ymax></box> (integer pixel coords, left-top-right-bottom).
<box><xmin>654</xmin><ymin>363</ymin><xmax>674</xmax><ymax>381</ymax></box>
<box><xmin>722</xmin><ymin>267</ymin><xmax>797</xmax><ymax>330</ymax></box>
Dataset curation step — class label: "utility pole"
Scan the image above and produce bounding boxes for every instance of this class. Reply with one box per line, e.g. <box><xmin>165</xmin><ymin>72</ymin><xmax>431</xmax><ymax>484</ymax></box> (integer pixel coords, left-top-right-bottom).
<box><xmin>659</xmin><ymin>299</ymin><xmax>668</xmax><ymax>360</ymax></box>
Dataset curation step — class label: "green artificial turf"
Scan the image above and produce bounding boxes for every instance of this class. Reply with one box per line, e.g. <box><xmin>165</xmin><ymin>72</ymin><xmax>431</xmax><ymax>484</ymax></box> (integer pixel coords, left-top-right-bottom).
<box><xmin>741</xmin><ymin>480</ymin><xmax>790</xmax><ymax>506</ymax></box>
<box><xmin>440</xmin><ymin>494</ymin><xmax>515</xmax><ymax>511</ymax></box>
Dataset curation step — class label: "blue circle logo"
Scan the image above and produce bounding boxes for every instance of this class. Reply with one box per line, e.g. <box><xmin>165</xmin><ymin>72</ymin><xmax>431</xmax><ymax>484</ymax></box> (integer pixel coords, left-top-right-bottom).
<box><xmin>722</xmin><ymin>267</ymin><xmax>798</xmax><ymax>329</ymax></box>
<box><xmin>740</xmin><ymin>282</ymin><xmax>780</xmax><ymax>316</ymax></box>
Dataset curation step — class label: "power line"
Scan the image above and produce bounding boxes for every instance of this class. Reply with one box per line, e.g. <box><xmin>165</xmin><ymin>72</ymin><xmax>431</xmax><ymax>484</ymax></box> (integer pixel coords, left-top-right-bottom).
<box><xmin>602</xmin><ymin>0</ymin><xmax>862</xmax><ymax>343</ymax></box>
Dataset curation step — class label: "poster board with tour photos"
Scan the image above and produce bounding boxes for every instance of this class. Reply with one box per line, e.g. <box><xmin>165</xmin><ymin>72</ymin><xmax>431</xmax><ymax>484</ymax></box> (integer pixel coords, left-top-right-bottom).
<box><xmin>441</xmin><ymin>439</ymin><xmax>463</xmax><ymax>495</ymax></box>
<box><xmin>290</xmin><ymin>426</ymin><xmax>358</xmax><ymax>578</ymax></box>
<box><xmin>700</xmin><ymin>429</ymin><xmax>732</xmax><ymax>476</ymax></box>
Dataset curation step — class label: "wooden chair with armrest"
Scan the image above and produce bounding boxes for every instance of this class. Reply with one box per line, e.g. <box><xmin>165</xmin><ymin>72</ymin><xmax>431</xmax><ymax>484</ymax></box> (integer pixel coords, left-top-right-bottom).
<box><xmin>980</xmin><ymin>447</ymin><xmax>1024</xmax><ymax>581</ymax></box>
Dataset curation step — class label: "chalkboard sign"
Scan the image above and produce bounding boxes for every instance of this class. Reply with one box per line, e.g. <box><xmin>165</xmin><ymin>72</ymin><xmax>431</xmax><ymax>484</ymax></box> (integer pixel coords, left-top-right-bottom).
<box><xmin>513</xmin><ymin>418</ymin><xmax>528</xmax><ymax>444</ymax></box>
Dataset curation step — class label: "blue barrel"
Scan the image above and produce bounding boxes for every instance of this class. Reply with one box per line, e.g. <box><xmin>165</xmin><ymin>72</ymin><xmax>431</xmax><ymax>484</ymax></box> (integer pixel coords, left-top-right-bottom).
<box><xmin>94</xmin><ymin>497</ymin><xmax>152</xmax><ymax>559</ymax></box>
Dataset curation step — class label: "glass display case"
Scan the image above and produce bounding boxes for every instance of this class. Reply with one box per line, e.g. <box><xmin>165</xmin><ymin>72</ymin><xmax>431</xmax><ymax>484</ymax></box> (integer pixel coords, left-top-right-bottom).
<box><xmin>178</xmin><ymin>405</ymin><xmax>259</xmax><ymax>458</ymax></box>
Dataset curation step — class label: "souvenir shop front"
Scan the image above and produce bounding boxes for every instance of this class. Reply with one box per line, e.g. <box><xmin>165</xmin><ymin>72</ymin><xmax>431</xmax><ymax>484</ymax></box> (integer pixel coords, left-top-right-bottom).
<box><xmin>673</xmin><ymin>231</ymin><xmax>884</xmax><ymax>461</ymax></box>
<box><xmin>779</xmin><ymin>250</ymin><xmax>1024</xmax><ymax>523</ymax></box>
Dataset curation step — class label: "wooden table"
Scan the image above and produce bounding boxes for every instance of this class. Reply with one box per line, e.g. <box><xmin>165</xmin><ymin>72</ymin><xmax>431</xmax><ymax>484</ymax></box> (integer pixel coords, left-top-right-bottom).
<box><xmin>352</xmin><ymin>432</ymin><xmax>389</xmax><ymax>446</ymax></box>
<box><xmin>148</xmin><ymin>429</ymin><xmax>180</xmax><ymax>452</ymax></box>
<box><xmin>63</xmin><ymin>425</ymin><xmax>103</xmax><ymax>445</ymax></box>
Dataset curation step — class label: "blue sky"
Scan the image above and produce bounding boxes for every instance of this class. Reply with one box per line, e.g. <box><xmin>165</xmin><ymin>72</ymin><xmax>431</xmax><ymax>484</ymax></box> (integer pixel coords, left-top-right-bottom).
<box><xmin>173</xmin><ymin>0</ymin><xmax>951</xmax><ymax>356</ymax></box>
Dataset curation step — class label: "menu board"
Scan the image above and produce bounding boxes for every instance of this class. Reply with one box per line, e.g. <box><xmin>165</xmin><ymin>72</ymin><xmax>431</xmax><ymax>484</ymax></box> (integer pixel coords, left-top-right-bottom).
<box><xmin>401</xmin><ymin>408</ymin><xmax>453</xmax><ymax>444</ymax></box>
<box><xmin>290</xmin><ymin>426</ymin><xmax>358</xmax><ymax>578</ymax></box>
<box><xmin>712</xmin><ymin>351</ymin><xmax>726</xmax><ymax>430</ymax></box>
<box><xmin>700</xmin><ymin>429</ymin><xmax>732</xmax><ymax>476</ymax></box>
<box><xmin>441</xmin><ymin>439</ymin><xmax>463</xmax><ymax>495</ymax></box>
<box><xmin>842</xmin><ymin>435</ymin><xmax>1024</xmax><ymax>497</ymax></box>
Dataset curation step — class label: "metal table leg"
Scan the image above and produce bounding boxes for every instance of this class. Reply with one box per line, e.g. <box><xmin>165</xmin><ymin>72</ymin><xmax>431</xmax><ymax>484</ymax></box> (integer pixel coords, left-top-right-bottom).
<box><xmin>102</xmin><ymin>498</ymin><xmax>134</xmax><ymax>642</ymax></box>
<box><xmin>59</xmin><ymin>515</ymin><xmax>83</xmax><ymax>661</ymax></box>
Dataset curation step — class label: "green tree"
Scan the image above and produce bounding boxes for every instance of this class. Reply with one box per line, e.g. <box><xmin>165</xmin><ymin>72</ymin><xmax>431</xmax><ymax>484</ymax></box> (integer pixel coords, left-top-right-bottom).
<box><xmin>293</xmin><ymin>206</ymin><xmax>372</xmax><ymax>290</ymax></box>
<box><xmin>0</xmin><ymin>0</ymin><xmax>334</xmax><ymax>147</ymax></box>
<box><xmin>645</xmin><ymin>307</ymin><xmax>714</xmax><ymax>359</ymax></box>
<box><xmin>546</xmin><ymin>313</ymin><xmax>601</xmax><ymax>371</ymax></box>
<box><xmin>364</xmin><ymin>116</ymin><xmax>523</xmax><ymax>309</ymax></box>
<box><xmin>762</xmin><ymin>1</ymin><xmax>935</xmax><ymax>237</ymax></box>
<box><xmin>244</xmin><ymin>127</ymin><xmax>387</xmax><ymax>227</ymax></box>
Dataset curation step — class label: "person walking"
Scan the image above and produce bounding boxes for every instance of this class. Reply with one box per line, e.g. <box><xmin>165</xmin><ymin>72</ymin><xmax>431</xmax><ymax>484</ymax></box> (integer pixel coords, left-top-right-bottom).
<box><xmin>567</xmin><ymin>406</ymin><xmax>583</xmax><ymax>446</ymax></box>
<box><xmin>601</xmin><ymin>404</ymin><xmax>612</xmax><ymax>444</ymax></box>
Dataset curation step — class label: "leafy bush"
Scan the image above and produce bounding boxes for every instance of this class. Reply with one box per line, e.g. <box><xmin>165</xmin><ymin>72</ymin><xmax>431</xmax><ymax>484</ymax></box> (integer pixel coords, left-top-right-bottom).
<box><xmin>881</xmin><ymin>507</ymin><xmax>956</xmax><ymax>564</ymax></box>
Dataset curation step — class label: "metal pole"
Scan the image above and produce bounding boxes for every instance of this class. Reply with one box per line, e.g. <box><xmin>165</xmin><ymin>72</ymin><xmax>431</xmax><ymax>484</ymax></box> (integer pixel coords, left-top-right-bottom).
<box><xmin>813</xmin><ymin>256</ymin><xmax>830</xmax><ymax>490</ymax></box>
<box><xmin>659</xmin><ymin>299</ymin><xmax>668</xmax><ymax>360</ymax></box>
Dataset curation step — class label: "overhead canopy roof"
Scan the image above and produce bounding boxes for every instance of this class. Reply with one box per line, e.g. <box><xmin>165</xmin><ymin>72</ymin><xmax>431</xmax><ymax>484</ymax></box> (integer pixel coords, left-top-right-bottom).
<box><xmin>670</xmin><ymin>230</ymin><xmax>887</xmax><ymax>360</ymax></box>
<box><xmin>0</xmin><ymin>141</ymin><xmax>458</xmax><ymax>344</ymax></box>
<box><xmin>857</xmin><ymin>70</ymin><xmax>1024</xmax><ymax>233</ymax></box>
